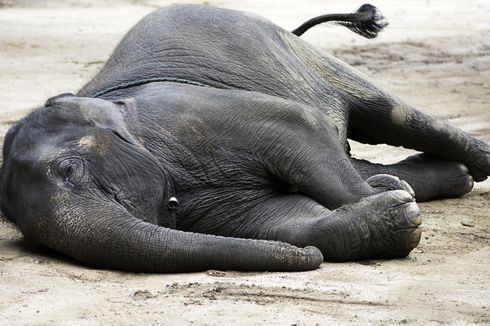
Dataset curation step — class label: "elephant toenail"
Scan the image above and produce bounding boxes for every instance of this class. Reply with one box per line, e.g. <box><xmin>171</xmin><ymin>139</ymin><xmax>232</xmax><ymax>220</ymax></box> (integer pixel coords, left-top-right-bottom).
<box><xmin>457</xmin><ymin>163</ymin><xmax>469</xmax><ymax>174</ymax></box>
<box><xmin>408</xmin><ymin>228</ymin><xmax>422</xmax><ymax>248</ymax></box>
<box><xmin>406</xmin><ymin>202</ymin><xmax>421</xmax><ymax>225</ymax></box>
<box><xmin>392</xmin><ymin>190</ymin><xmax>413</xmax><ymax>203</ymax></box>
<box><xmin>466</xmin><ymin>175</ymin><xmax>474</xmax><ymax>192</ymax></box>
<box><xmin>400</xmin><ymin>180</ymin><xmax>415</xmax><ymax>197</ymax></box>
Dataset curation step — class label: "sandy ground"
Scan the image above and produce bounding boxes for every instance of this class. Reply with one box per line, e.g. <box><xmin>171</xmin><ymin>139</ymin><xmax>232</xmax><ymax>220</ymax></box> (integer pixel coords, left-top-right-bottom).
<box><xmin>0</xmin><ymin>0</ymin><xmax>489</xmax><ymax>325</ymax></box>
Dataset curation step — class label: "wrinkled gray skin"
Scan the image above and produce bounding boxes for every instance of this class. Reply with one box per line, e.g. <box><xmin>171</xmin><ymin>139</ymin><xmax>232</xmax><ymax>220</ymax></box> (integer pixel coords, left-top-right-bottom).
<box><xmin>1</xmin><ymin>5</ymin><xmax>489</xmax><ymax>273</ymax></box>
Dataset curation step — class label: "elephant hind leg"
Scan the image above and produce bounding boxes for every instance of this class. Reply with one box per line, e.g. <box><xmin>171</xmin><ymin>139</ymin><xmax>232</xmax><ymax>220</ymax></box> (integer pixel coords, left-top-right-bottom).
<box><xmin>347</xmin><ymin>96</ymin><xmax>490</xmax><ymax>182</ymax></box>
<box><xmin>351</xmin><ymin>154</ymin><xmax>474</xmax><ymax>202</ymax></box>
<box><xmin>231</xmin><ymin>192</ymin><xmax>422</xmax><ymax>261</ymax></box>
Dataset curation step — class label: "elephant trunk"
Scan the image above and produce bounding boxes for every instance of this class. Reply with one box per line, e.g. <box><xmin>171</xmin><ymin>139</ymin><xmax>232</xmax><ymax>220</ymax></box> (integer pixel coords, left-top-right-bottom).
<box><xmin>33</xmin><ymin>197</ymin><xmax>322</xmax><ymax>272</ymax></box>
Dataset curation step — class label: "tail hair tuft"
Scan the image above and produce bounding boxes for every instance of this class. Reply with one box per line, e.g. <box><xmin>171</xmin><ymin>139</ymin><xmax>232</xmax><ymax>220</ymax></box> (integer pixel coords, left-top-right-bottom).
<box><xmin>339</xmin><ymin>4</ymin><xmax>388</xmax><ymax>39</ymax></box>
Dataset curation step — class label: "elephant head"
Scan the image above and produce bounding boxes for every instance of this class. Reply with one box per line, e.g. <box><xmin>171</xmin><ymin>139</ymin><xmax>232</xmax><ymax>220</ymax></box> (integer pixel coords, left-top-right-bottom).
<box><xmin>0</xmin><ymin>94</ymin><xmax>322</xmax><ymax>272</ymax></box>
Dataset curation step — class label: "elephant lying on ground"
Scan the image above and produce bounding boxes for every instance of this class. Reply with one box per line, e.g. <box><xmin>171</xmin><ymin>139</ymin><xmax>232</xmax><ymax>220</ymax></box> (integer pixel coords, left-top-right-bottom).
<box><xmin>1</xmin><ymin>4</ymin><xmax>488</xmax><ymax>273</ymax></box>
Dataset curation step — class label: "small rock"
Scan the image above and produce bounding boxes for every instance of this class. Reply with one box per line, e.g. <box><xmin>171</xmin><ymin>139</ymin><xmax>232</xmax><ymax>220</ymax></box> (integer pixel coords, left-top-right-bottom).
<box><xmin>461</xmin><ymin>221</ymin><xmax>475</xmax><ymax>227</ymax></box>
<box><xmin>207</xmin><ymin>270</ymin><xmax>226</xmax><ymax>277</ymax></box>
<box><xmin>133</xmin><ymin>290</ymin><xmax>153</xmax><ymax>301</ymax></box>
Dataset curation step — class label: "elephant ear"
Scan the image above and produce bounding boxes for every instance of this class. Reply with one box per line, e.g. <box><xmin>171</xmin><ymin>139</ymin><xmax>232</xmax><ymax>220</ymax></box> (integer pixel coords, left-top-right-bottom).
<box><xmin>47</xmin><ymin>94</ymin><xmax>143</xmax><ymax>146</ymax></box>
<box><xmin>111</xmin><ymin>98</ymin><xmax>142</xmax><ymax>143</ymax></box>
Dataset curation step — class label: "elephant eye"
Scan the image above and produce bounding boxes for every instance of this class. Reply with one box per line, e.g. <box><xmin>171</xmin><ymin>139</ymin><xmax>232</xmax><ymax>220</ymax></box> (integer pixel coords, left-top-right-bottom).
<box><xmin>57</xmin><ymin>157</ymin><xmax>84</xmax><ymax>186</ymax></box>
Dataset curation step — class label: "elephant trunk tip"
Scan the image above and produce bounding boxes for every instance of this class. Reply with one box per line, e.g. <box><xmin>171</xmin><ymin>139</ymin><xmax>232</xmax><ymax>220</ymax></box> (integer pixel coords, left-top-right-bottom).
<box><xmin>304</xmin><ymin>246</ymin><xmax>324</xmax><ymax>270</ymax></box>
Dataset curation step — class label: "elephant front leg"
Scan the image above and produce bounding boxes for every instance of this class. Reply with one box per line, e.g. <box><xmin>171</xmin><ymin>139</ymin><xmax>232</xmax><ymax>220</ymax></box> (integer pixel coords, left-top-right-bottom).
<box><xmin>261</xmin><ymin>112</ymin><xmax>378</xmax><ymax>209</ymax></box>
<box><xmin>232</xmin><ymin>192</ymin><xmax>422</xmax><ymax>261</ymax></box>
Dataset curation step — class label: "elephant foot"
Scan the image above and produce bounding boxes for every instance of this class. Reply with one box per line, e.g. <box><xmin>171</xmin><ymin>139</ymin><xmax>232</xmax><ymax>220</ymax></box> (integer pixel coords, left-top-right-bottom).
<box><xmin>318</xmin><ymin>190</ymin><xmax>421</xmax><ymax>261</ymax></box>
<box><xmin>398</xmin><ymin>154</ymin><xmax>474</xmax><ymax>201</ymax></box>
<box><xmin>366</xmin><ymin>174</ymin><xmax>415</xmax><ymax>196</ymax></box>
<box><xmin>465</xmin><ymin>138</ymin><xmax>490</xmax><ymax>182</ymax></box>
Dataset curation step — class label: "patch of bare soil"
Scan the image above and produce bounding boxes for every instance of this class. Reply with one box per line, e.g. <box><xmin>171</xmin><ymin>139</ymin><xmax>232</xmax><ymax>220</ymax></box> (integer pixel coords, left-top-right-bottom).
<box><xmin>0</xmin><ymin>1</ymin><xmax>489</xmax><ymax>325</ymax></box>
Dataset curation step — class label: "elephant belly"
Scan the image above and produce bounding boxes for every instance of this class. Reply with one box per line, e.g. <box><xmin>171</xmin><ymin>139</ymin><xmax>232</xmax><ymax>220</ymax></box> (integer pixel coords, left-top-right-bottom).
<box><xmin>174</xmin><ymin>188</ymin><xmax>279</xmax><ymax>235</ymax></box>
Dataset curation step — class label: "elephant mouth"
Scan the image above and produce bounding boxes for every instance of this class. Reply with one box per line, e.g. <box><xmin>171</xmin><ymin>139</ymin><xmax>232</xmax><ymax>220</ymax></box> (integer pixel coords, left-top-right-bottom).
<box><xmin>167</xmin><ymin>196</ymin><xmax>179</xmax><ymax>210</ymax></box>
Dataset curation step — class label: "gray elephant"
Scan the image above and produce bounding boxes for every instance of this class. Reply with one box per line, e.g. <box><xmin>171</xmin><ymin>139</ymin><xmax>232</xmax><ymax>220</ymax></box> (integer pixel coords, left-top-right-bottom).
<box><xmin>1</xmin><ymin>4</ymin><xmax>488</xmax><ymax>273</ymax></box>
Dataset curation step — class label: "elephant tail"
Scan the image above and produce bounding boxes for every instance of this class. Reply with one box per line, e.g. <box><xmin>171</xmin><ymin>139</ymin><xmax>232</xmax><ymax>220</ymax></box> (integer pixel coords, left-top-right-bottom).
<box><xmin>292</xmin><ymin>4</ymin><xmax>388</xmax><ymax>39</ymax></box>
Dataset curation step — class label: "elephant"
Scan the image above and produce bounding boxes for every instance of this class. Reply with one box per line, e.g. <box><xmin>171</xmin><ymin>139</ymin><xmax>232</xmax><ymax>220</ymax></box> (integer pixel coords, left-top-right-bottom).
<box><xmin>1</xmin><ymin>4</ymin><xmax>488</xmax><ymax>273</ymax></box>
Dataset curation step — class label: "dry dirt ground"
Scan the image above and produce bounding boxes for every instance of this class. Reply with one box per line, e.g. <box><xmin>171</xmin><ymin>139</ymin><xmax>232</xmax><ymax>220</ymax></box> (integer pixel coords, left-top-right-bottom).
<box><xmin>0</xmin><ymin>0</ymin><xmax>489</xmax><ymax>325</ymax></box>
